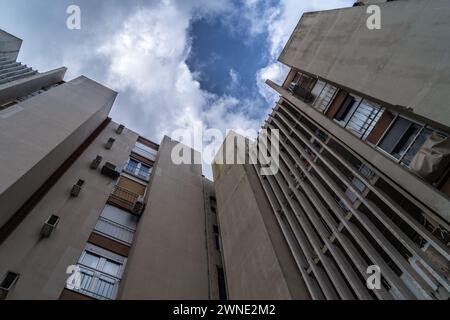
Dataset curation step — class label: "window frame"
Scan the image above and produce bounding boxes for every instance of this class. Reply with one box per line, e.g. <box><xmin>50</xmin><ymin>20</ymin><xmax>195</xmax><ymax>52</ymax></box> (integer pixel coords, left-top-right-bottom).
<box><xmin>123</xmin><ymin>157</ymin><xmax>152</xmax><ymax>181</ymax></box>
<box><xmin>72</xmin><ymin>244</ymin><xmax>127</xmax><ymax>300</ymax></box>
<box><xmin>375</xmin><ymin>114</ymin><xmax>447</xmax><ymax>167</ymax></box>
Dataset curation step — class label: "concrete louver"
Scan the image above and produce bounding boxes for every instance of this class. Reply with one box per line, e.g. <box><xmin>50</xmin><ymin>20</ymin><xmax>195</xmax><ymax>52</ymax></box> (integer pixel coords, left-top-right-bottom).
<box><xmin>0</xmin><ymin>60</ymin><xmax>37</xmax><ymax>85</ymax></box>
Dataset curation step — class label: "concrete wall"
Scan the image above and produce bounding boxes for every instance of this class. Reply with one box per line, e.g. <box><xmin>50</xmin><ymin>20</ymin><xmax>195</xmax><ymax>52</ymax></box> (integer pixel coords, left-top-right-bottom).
<box><xmin>0</xmin><ymin>29</ymin><xmax>22</xmax><ymax>61</ymax></box>
<box><xmin>118</xmin><ymin>136</ymin><xmax>210</xmax><ymax>299</ymax></box>
<box><xmin>212</xmin><ymin>134</ymin><xmax>311</xmax><ymax>299</ymax></box>
<box><xmin>279</xmin><ymin>0</ymin><xmax>450</xmax><ymax>131</ymax></box>
<box><xmin>0</xmin><ymin>121</ymin><xmax>138</xmax><ymax>299</ymax></box>
<box><xmin>202</xmin><ymin>178</ymin><xmax>225</xmax><ymax>300</ymax></box>
<box><xmin>0</xmin><ymin>67</ymin><xmax>67</xmax><ymax>105</ymax></box>
<box><xmin>0</xmin><ymin>76</ymin><xmax>117</xmax><ymax>228</ymax></box>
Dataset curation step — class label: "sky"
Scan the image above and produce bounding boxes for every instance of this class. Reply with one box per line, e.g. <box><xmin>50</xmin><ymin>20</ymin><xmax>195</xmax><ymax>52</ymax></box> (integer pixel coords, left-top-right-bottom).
<box><xmin>0</xmin><ymin>0</ymin><xmax>354</xmax><ymax>178</ymax></box>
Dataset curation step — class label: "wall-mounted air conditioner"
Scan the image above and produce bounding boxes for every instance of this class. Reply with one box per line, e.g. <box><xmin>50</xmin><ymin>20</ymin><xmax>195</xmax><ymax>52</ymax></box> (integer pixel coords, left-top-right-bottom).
<box><xmin>0</xmin><ymin>271</ymin><xmax>19</xmax><ymax>300</ymax></box>
<box><xmin>116</xmin><ymin>124</ymin><xmax>125</xmax><ymax>134</ymax></box>
<box><xmin>90</xmin><ymin>155</ymin><xmax>103</xmax><ymax>169</ymax></box>
<box><xmin>105</xmin><ymin>137</ymin><xmax>115</xmax><ymax>150</ymax></box>
<box><xmin>40</xmin><ymin>215</ymin><xmax>60</xmax><ymax>238</ymax></box>
<box><xmin>101</xmin><ymin>162</ymin><xmax>120</xmax><ymax>180</ymax></box>
<box><xmin>133</xmin><ymin>195</ymin><xmax>145</xmax><ymax>216</ymax></box>
<box><xmin>70</xmin><ymin>179</ymin><xmax>84</xmax><ymax>197</ymax></box>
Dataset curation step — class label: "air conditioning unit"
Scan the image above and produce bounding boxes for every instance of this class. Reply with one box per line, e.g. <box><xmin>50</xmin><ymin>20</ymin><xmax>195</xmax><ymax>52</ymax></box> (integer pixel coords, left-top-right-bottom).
<box><xmin>105</xmin><ymin>137</ymin><xmax>115</xmax><ymax>150</ymax></box>
<box><xmin>90</xmin><ymin>155</ymin><xmax>103</xmax><ymax>169</ymax></box>
<box><xmin>133</xmin><ymin>195</ymin><xmax>145</xmax><ymax>216</ymax></box>
<box><xmin>101</xmin><ymin>162</ymin><xmax>120</xmax><ymax>180</ymax></box>
<box><xmin>70</xmin><ymin>179</ymin><xmax>84</xmax><ymax>197</ymax></box>
<box><xmin>0</xmin><ymin>271</ymin><xmax>19</xmax><ymax>300</ymax></box>
<box><xmin>116</xmin><ymin>124</ymin><xmax>125</xmax><ymax>134</ymax></box>
<box><xmin>40</xmin><ymin>215</ymin><xmax>60</xmax><ymax>238</ymax></box>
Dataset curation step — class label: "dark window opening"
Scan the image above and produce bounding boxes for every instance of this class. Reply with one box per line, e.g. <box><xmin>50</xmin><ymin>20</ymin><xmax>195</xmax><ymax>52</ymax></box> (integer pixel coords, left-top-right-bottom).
<box><xmin>217</xmin><ymin>267</ymin><xmax>227</xmax><ymax>300</ymax></box>
<box><xmin>1</xmin><ymin>271</ymin><xmax>19</xmax><ymax>290</ymax></box>
<box><xmin>214</xmin><ymin>235</ymin><xmax>221</xmax><ymax>252</ymax></box>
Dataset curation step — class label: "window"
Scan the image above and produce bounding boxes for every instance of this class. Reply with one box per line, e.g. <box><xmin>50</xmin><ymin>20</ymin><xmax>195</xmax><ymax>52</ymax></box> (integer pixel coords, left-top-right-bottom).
<box><xmin>125</xmin><ymin>159</ymin><xmax>139</xmax><ymax>173</ymax></box>
<box><xmin>336</xmin><ymin>97</ymin><xmax>383</xmax><ymax>139</ymax></box>
<box><xmin>0</xmin><ymin>101</ymin><xmax>17</xmax><ymax>111</ymax></box>
<box><xmin>138</xmin><ymin>164</ymin><xmax>151</xmax><ymax>180</ymax></box>
<box><xmin>123</xmin><ymin>158</ymin><xmax>152</xmax><ymax>181</ymax></box>
<box><xmin>310</xmin><ymin>80</ymin><xmax>326</xmax><ymax>103</ymax></box>
<box><xmin>215</xmin><ymin>235</ymin><xmax>221</xmax><ymax>251</ymax></box>
<box><xmin>313</xmin><ymin>83</ymin><xmax>338</xmax><ymax>112</ymax></box>
<box><xmin>334</xmin><ymin>94</ymin><xmax>362</xmax><ymax>124</ymax></box>
<box><xmin>401</xmin><ymin>128</ymin><xmax>433</xmax><ymax>166</ymax></box>
<box><xmin>378</xmin><ymin>117</ymin><xmax>422</xmax><ymax>160</ymax></box>
<box><xmin>132</xmin><ymin>142</ymin><xmax>158</xmax><ymax>161</ymax></box>
<box><xmin>295</xmin><ymin>73</ymin><xmax>316</xmax><ymax>91</ymax></box>
<box><xmin>0</xmin><ymin>271</ymin><xmax>19</xmax><ymax>291</ymax></box>
<box><xmin>213</xmin><ymin>225</ymin><xmax>221</xmax><ymax>251</ymax></box>
<box><xmin>94</xmin><ymin>205</ymin><xmax>138</xmax><ymax>245</ymax></box>
<box><xmin>72</xmin><ymin>244</ymin><xmax>126</xmax><ymax>300</ymax></box>
<box><xmin>217</xmin><ymin>267</ymin><xmax>227</xmax><ymax>300</ymax></box>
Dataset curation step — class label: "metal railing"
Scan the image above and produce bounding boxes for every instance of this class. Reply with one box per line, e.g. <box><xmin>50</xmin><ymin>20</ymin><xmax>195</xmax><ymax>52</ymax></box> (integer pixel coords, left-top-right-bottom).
<box><xmin>252</xmin><ymin>96</ymin><xmax>450</xmax><ymax>300</ymax></box>
<box><xmin>71</xmin><ymin>264</ymin><xmax>120</xmax><ymax>300</ymax></box>
<box><xmin>109</xmin><ymin>185</ymin><xmax>140</xmax><ymax>211</ymax></box>
<box><xmin>94</xmin><ymin>216</ymin><xmax>135</xmax><ymax>245</ymax></box>
<box><xmin>132</xmin><ymin>145</ymin><xmax>157</xmax><ymax>161</ymax></box>
<box><xmin>123</xmin><ymin>162</ymin><xmax>151</xmax><ymax>181</ymax></box>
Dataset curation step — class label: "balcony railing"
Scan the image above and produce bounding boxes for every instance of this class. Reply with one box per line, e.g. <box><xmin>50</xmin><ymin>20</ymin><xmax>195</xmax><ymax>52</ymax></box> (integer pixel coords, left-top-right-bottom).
<box><xmin>123</xmin><ymin>162</ymin><xmax>150</xmax><ymax>181</ymax></box>
<box><xmin>94</xmin><ymin>216</ymin><xmax>135</xmax><ymax>245</ymax></box>
<box><xmin>71</xmin><ymin>265</ymin><xmax>119</xmax><ymax>300</ymax></box>
<box><xmin>108</xmin><ymin>185</ymin><xmax>140</xmax><ymax>212</ymax></box>
<box><xmin>132</xmin><ymin>145</ymin><xmax>157</xmax><ymax>161</ymax></box>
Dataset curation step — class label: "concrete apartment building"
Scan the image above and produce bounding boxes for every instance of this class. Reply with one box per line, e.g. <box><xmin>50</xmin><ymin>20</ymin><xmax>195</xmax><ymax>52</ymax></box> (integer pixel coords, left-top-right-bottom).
<box><xmin>213</xmin><ymin>0</ymin><xmax>450</xmax><ymax>300</ymax></box>
<box><xmin>0</xmin><ymin>29</ymin><xmax>226</xmax><ymax>300</ymax></box>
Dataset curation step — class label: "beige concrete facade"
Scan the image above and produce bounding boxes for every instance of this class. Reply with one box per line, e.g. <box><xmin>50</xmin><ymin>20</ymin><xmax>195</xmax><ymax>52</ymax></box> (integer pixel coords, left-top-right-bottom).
<box><xmin>213</xmin><ymin>0</ymin><xmax>450</xmax><ymax>300</ymax></box>
<box><xmin>0</xmin><ymin>120</ymin><xmax>138</xmax><ymax>299</ymax></box>
<box><xmin>0</xmin><ymin>76</ymin><xmax>117</xmax><ymax>228</ymax></box>
<box><xmin>279</xmin><ymin>0</ymin><xmax>450</xmax><ymax>131</ymax></box>
<box><xmin>0</xmin><ymin>29</ymin><xmax>226</xmax><ymax>300</ymax></box>
<box><xmin>213</xmin><ymin>144</ymin><xmax>311</xmax><ymax>299</ymax></box>
<box><xmin>119</xmin><ymin>137</ymin><xmax>213</xmax><ymax>299</ymax></box>
<box><xmin>0</xmin><ymin>29</ymin><xmax>21</xmax><ymax>60</ymax></box>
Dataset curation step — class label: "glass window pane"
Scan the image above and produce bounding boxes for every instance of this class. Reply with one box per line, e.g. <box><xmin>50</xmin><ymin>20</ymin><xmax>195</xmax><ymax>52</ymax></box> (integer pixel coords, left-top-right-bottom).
<box><xmin>311</xmin><ymin>80</ymin><xmax>326</xmax><ymax>103</ymax></box>
<box><xmin>401</xmin><ymin>128</ymin><xmax>433</xmax><ymax>166</ymax></box>
<box><xmin>81</xmin><ymin>252</ymin><xmax>100</xmax><ymax>269</ymax></box>
<box><xmin>334</xmin><ymin>95</ymin><xmax>362</xmax><ymax>124</ymax></box>
<box><xmin>138</xmin><ymin>164</ymin><xmax>150</xmax><ymax>179</ymax></box>
<box><xmin>125</xmin><ymin>159</ymin><xmax>139</xmax><ymax>173</ymax></box>
<box><xmin>379</xmin><ymin>117</ymin><xmax>415</xmax><ymax>156</ymax></box>
<box><xmin>100</xmin><ymin>205</ymin><xmax>138</xmax><ymax>230</ymax></box>
<box><xmin>345</xmin><ymin>99</ymin><xmax>381</xmax><ymax>137</ymax></box>
<box><xmin>313</xmin><ymin>83</ymin><xmax>337</xmax><ymax>112</ymax></box>
<box><xmin>102</xmin><ymin>259</ymin><xmax>120</xmax><ymax>276</ymax></box>
<box><xmin>392</xmin><ymin>124</ymin><xmax>421</xmax><ymax>159</ymax></box>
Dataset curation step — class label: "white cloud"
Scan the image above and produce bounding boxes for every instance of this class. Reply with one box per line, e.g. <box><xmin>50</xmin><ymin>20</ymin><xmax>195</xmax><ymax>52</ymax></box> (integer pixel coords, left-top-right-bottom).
<box><xmin>229</xmin><ymin>69</ymin><xmax>239</xmax><ymax>85</ymax></box>
<box><xmin>250</xmin><ymin>0</ymin><xmax>355</xmax><ymax>105</ymax></box>
<box><xmin>93</xmin><ymin>0</ymin><xmax>261</xmax><ymax>178</ymax></box>
<box><xmin>54</xmin><ymin>0</ymin><xmax>354</xmax><ymax>179</ymax></box>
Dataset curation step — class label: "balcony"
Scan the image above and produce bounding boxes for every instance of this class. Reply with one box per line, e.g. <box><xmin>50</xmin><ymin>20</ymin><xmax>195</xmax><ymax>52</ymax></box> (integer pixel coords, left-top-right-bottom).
<box><xmin>94</xmin><ymin>216</ymin><xmax>135</xmax><ymax>245</ymax></box>
<box><xmin>108</xmin><ymin>185</ymin><xmax>141</xmax><ymax>213</ymax></box>
<box><xmin>71</xmin><ymin>264</ymin><xmax>120</xmax><ymax>300</ymax></box>
<box><xmin>132</xmin><ymin>142</ymin><xmax>157</xmax><ymax>161</ymax></box>
<box><xmin>288</xmin><ymin>82</ymin><xmax>314</xmax><ymax>103</ymax></box>
<box><xmin>123</xmin><ymin>161</ymin><xmax>151</xmax><ymax>181</ymax></box>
